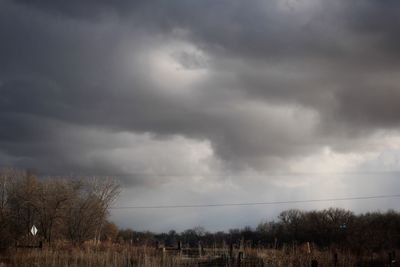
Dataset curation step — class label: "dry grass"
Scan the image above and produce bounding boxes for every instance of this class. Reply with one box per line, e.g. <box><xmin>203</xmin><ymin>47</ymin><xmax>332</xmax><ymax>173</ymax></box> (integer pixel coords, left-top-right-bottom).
<box><xmin>1</xmin><ymin>246</ymin><xmax>200</xmax><ymax>267</ymax></box>
<box><xmin>0</xmin><ymin>244</ymin><xmax>397</xmax><ymax>267</ymax></box>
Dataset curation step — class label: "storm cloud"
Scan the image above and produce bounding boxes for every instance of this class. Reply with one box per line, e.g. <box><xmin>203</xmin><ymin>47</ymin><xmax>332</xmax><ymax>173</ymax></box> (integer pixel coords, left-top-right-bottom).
<box><xmin>1</xmin><ymin>0</ymin><xmax>400</xmax><ymax>230</ymax></box>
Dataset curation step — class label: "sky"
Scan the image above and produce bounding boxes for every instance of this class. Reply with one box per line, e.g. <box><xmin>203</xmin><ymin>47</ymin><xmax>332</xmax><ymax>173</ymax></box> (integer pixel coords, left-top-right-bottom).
<box><xmin>1</xmin><ymin>0</ymin><xmax>400</xmax><ymax>232</ymax></box>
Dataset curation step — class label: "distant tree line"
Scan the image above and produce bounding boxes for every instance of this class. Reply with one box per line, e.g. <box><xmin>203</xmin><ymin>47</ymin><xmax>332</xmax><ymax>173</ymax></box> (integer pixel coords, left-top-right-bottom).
<box><xmin>0</xmin><ymin>168</ymin><xmax>120</xmax><ymax>248</ymax></box>
<box><xmin>2</xmin><ymin>168</ymin><xmax>399</xmax><ymax>254</ymax></box>
<box><xmin>117</xmin><ymin>208</ymin><xmax>400</xmax><ymax>253</ymax></box>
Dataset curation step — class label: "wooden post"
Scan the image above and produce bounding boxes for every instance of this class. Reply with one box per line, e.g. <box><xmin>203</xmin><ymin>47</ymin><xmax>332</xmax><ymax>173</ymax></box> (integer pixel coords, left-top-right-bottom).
<box><xmin>213</xmin><ymin>241</ymin><xmax>216</xmax><ymax>256</ymax></box>
<box><xmin>389</xmin><ymin>251</ymin><xmax>396</xmax><ymax>266</ymax></box>
<box><xmin>198</xmin><ymin>241</ymin><xmax>202</xmax><ymax>258</ymax></box>
<box><xmin>237</xmin><ymin>251</ymin><xmax>244</xmax><ymax>267</ymax></box>
<box><xmin>178</xmin><ymin>241</ymin><xmax>182</xmax><ymax>257</ymax></box>
<box><xmin>333</xmin><ymin>252</ymin><xmax>338</xmax><ymax>267</ymax></box>
<box><xmin>222</xmin><ymin>239</ymin><xmax>226</xmax><ymax>257</ymax></box>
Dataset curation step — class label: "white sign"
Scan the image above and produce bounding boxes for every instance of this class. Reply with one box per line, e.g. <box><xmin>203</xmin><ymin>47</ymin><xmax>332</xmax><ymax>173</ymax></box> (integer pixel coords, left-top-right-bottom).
<box><xmin>31</xmin><ymin>225</ymin><xmax>38</xmax><ymax>236</ymax></box>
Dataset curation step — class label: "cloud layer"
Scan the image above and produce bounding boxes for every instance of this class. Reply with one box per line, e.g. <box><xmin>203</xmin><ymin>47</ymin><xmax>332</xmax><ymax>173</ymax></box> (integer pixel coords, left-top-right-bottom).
<box><xmin>1</xmin><ymin>0</ymin><xmax>400</xmax><ymax>230</ymax></box>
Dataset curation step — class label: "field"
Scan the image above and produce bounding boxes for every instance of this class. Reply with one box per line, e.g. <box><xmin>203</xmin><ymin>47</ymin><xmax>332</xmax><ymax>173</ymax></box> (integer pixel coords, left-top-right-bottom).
<box><xmin>0</xmin><ymin>243</ymin><xmax>397</xmax><ymax>267</ymax></box>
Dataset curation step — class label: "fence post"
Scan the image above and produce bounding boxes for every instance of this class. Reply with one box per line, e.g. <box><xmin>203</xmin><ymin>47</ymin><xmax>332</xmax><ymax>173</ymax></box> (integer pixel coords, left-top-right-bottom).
<box><xmin>178</xmin><ymin>241</ymin><xmax>182</xmax><ymax>257</ymax></box>
<box><xmin>198</xmin><ymin>241</ymin><xmax>202</xmax><ymax>258</ymax></box>
<box><xmin>229</xmin><ymin>243</ymin><xmax>234</xmax><ymax>262</ymax></box>
<box><xmin>311</xmin><ymin>259</ymin><xmax>318</xmax><ymax>267</ymax></box>
<box><xmin>213</xmin><ymin>241</ymin><xmax>216</xmax><ymax>256</ymax></box>
<box><xmin>389</xmin><ymin>251</ymin><xmax>396</xmax><ymax>266</ymax></box>
<box><xmin>333</xmin><ymin>252</ymin><xmax>338</xmax><ymax>267</ymax></box>
<box><xmin>237</xmin><ymin>251</ymin><xmax>244</xmax><ymax>267</ymax></box>
<box><xmin>161</xmin><ymin>247</ymin><xmax>165</xmax><ymax>264</ymax></box>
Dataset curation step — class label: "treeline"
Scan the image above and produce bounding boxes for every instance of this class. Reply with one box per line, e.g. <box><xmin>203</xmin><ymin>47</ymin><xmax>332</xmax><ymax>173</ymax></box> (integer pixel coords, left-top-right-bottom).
<box><xmin>0</xmin><ymin>168</ymin><xmax>120</xmax><ymax>248</ymax></box>
<box><xmin>117</xmin><ymin>208</ymin><xmax>400</xmax><ymax>253</ymax></box>
<box><xmin>1</xmin><ymin>168</ymin><xmax>399</xmax><ymax>254</ymax></box>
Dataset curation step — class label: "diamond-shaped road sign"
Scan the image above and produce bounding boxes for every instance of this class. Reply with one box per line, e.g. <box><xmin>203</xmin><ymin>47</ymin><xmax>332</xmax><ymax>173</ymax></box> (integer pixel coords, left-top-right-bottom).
<box><xmin>31</xmin><ymin>225</ymin><xmax>38</xmax><ymax>236</ymax></box>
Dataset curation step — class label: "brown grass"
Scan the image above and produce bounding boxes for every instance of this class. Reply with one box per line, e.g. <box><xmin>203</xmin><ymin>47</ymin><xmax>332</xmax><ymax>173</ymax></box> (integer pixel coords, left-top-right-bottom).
<box><xmin>0</xmin><ymin>244</ymin><xmax>396</xmax><ymax>267</ymax></box>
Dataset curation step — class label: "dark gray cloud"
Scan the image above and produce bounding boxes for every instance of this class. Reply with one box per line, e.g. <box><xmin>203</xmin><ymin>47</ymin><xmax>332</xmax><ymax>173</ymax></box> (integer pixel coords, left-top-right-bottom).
<box><xmin>1</xmin><ymin>0</ymin><xmax>400</xmax><ymax>183</ymax></box>
<box><xmin>12</xmin><ymin>0</ymin><xmax>147</xmax><ymax>19</ymax></box>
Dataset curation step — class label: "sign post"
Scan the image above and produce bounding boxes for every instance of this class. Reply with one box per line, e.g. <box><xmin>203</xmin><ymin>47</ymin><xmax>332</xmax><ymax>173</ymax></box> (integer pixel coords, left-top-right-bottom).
<box><xmin>31</xmin><ymin>225</ymin><xmax>38</xmax><ymax>236</ymax></box>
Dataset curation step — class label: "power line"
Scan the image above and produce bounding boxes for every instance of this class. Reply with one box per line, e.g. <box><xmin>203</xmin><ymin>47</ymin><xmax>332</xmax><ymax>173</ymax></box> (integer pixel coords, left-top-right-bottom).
<box><xmin>110</xmin><ymin>193</ymin><xmax>400</xmax><ymax>210</ymax></box>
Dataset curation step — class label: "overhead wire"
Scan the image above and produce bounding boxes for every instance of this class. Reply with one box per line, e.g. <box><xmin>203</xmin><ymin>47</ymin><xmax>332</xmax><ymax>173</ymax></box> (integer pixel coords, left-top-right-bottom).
<box><xmin>110</xmin><ymin>193</ymin><xmax>400</xmax><ymax>210</ymax></box>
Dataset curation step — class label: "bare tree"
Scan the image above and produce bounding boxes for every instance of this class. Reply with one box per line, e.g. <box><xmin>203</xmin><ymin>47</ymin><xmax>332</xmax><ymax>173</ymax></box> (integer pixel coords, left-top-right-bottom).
<box><xmin>1</xmin><ymin>170</ymin><xmax>121</xmax><ymax>246</ymax></box>
<box><xmin>7</xmin><ymin>171</ymin><xmax>40</xmax><ymax>239</ymax></box>
<box><xmin>65</xmin><ymin>177</ymin><xmax>120</xmax><ymax>244</ymax></box>
<box><xmin>0</xmin><ymin>168</ymin><xmax>14</xmax><ymax>247</ymax></box>
<box><xmin>88</xmin><ymin>177</ymin><xmax>120</xmax><ymax>242</ymax></box>
<box><xmin>35</xmin><ymin>178</ymin><xmax>77</xmax><ymax>244</ymax></box>
<box><xmin>101</xmin><ymin>221</ymin><xmax>119</xmax><ymax>241</ymax></box>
